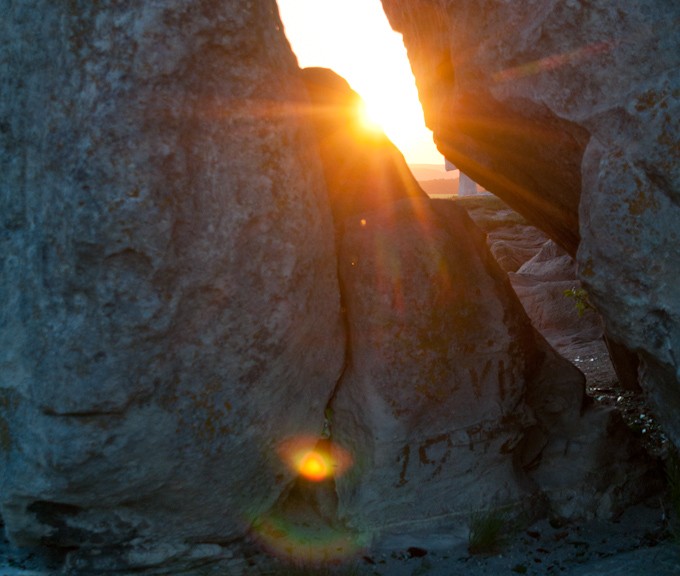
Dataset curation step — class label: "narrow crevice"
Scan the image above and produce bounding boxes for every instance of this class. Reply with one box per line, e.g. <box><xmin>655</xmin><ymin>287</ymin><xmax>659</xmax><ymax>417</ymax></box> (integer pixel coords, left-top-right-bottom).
<box><xmin>322</xmin><ymin>246</ymin><xmax>354</xmax><ymax>433</ymax></box>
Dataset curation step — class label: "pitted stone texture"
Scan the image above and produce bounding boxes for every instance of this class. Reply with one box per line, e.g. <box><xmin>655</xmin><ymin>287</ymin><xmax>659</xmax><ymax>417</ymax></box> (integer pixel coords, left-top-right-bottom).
<box><xmin>381</xmin><ymin>0</ymin><xmax>680</xmax><ymax>448</ymax></box>
<box><xmin>0</xmin><ymin>0</ymin><xmax>344</xmax><ymax>570</ymax></box>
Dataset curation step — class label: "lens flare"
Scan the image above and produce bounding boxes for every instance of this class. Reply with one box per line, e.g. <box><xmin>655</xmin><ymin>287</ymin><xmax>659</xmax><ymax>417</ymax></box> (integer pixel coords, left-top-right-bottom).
<box><xmin>298</xmin><ymin>451</ymin><xmax>329</xmax><ymax>482</ymax></box>
<box><xmin>277</xmin><ymin>436</ymin><xmax>353</xmax><ymax>481</ymax></box>
<box><xmin>254</xmin><ymin>437</ymin><xmax>360</xmax><ymax>564</ymax></box>
<box><xmin>252</xmin><ymin>511</ymin><xmax>368</xmax><ymax>565</ymax></box>
<box><xmin>493</xmin><ymin>40</ymin><xmax>615</xmax><ymax>83</ymax></box>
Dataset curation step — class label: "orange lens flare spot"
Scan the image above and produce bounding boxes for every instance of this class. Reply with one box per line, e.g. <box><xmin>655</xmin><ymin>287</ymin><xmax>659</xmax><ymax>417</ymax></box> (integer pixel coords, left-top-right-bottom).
<box><xmin>278</xmin><ymin>436</ymin><xmax>353</xmax><ymax>481</ymax></box>
<box><xmin>298</xmin><ymin>451</ymin><xmax>329</xmax><ymax>482</ymax></box>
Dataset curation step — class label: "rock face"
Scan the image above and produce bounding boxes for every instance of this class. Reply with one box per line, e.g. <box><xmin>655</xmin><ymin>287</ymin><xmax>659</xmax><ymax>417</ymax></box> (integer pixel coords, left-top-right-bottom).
<box><xmin>458</xmin><ymin>194</ymin><xmax>602</xmax><ymax>358</ymax></box>
<box><xmin>299</xmin><ymin>67</ymin><xmax>628</xmax><ymax>539</ymax></box>
<box><xmin>0</xmin><ymin>1</ymin><xmax>667</xmax><ymax>570</ymax></box>
<box><xmin>461</xmin><ymin>195</ymin><xmax>639</xmax><ymax>392</ymax></box>
<box><xmin>0</xmin><ymin>2</ymin><xmax>344</xmax><ymax>571</ymax></box>
<box><xmin>332</xmin><ymin>196</ymin><xmax>589</xmax><ymax>535</ymax></box>
<box><xmin>459</xmin><ymin>194</ymin><xmax>550</xmax><ymax>273</ymax></box>
<box><xmin>509</xmin><ymin>241</ymin><xmax>603</xmax><ymax>356</ymax></box>
<box><xmin>381</xmin><ymin>0</ymin><xmax>680</xmax><ymax>447</ymax></box>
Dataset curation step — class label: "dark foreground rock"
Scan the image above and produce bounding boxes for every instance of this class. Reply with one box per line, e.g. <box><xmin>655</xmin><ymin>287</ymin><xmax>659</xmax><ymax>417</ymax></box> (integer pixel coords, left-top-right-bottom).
<box><xmin>0</xmin><ymin>2</ymin><xmax>344</xmax><ymax>572</ymax></box>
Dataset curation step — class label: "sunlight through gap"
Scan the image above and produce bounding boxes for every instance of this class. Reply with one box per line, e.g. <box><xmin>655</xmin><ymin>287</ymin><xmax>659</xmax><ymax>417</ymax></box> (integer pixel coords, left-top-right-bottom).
<box><xmin>277</xmin><ymin>0</ymin><xmax>443</xmax><ymax>166</ymax></box>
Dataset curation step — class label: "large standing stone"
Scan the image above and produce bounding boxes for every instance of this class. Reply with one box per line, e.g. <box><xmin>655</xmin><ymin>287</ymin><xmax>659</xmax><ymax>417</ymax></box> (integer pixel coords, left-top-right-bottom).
<box><xmin>332</xmin><ymin>196</ymin><xmax>586</xmax><ymax>538</ymax></box>
<box><xmin>299</xmin><ymin>67</ymin><xmax>594</xmax><ymax>541</ymax></box>
<box><xmin>381</xmin><ymin>0</ymin><xmax>680</xmax><ymax>448</ymax></box>
<box><xmin>0</xmin><ymin>1</ymin><xmax>344</xmax><ymax>571</ymax></box>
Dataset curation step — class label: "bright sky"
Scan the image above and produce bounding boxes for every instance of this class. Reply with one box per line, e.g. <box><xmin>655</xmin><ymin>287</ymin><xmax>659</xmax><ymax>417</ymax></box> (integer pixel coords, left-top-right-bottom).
<box><xmin>276</xmin><ymin>0</ymin><xmax>443</xmax><ymax>166</ymax></box>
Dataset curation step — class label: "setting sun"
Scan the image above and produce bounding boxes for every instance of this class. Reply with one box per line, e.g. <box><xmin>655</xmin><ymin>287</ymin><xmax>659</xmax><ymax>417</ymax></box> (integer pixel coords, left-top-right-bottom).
<box><xmin>277</xmin><ymin>0</ymin><xmax>442</xmax><ymax>165</ymax></box>
<box><xmin>362</xmin><ymin>96</ymin><xmax>429</xmax><ymax>147</ymax></box>
<box><xmin>357</xmin><ymin>99</ymin><xmax>383</xmax><ymax>133</ymax></box>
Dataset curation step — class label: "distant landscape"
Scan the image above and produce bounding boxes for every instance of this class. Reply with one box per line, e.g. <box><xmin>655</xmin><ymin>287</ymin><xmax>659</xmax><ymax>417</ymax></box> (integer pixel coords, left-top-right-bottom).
<box><xmin>418</xmin><ymin>178</ymin><xmax>458</xmax><ymax>197</ymax></box>
<box><xmin>408</xmin><ymin>163</ymin><xmax>456</xmax><ymax>181</ymax></box>
<box><xmin>409</xmin><ymin>163</ymin><xmax>458</xmax><ymax>197</ymax></box>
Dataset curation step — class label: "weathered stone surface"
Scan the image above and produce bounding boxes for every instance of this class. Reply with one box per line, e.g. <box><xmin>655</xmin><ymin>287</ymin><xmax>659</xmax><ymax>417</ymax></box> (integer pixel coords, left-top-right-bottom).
<box><xmin>298</xmin><ymin>68</ymin><xmax>586</xmax><ymax>534</ymax></box>
<box><xmin>509</xmin><ymin>240</ymin><xmax>603</xmax><ymax>356</ymax></box>
<box><xmin>332</xmin><ymin>197</ymin><xmax>538</xmax><ymax>534</ymax></box>
<box><xmin>381</xmin><ymin>0</ymin><xmax>680</xmax><ymax>447</ymax></box>
<box><xmin>524</xmin><ymin>404</ymin><xmax>660</xmax><ymax>521</ymax></box>
<box><xmin>0</xmin><ymin>1</ymin><xmax>344</xmax><ymax>570</ymax></box>
<box><xmin>333</xmin><ymin>192</ymin><xmax>615</xmax><ymax>536</ymax></box>
<box><xmin>458</xmin><ymin>194</ymin><xmax>550</xmax><ymax>272</ymax></box>
<box><xmin>299</xmin><ymin>66</ymin><xmax>657</xmax><ymax>542</ymax></box>
<box><xmin>1</xmin><ymin>1</ymin><xmax>668</xmax><ymax>569</ymax></box>
<box><xmin>456</xmin><ymin>195</ymin><xmax>600</xmax><ymax>355</ymax></box>
<box><xmin>462</xmin><ymin>197</ymin><xmax>640</xmax><ymax>392</ymax></box>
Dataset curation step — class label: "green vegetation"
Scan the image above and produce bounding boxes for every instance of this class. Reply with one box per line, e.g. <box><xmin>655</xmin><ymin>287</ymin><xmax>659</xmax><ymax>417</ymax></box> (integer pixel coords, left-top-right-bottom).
<box><xmin>563</xmin><ymin>287</ymin><xmax>593</xmax><ymax>317</ymax></box>
<box><xmin>468</xmin><ymin>508</ymin><xmax>510</xmax><ymax>555</ymax></box>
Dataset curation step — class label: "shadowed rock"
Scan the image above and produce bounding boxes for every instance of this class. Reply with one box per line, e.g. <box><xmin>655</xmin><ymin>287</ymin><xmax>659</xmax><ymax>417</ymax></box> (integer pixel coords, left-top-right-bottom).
<box><xmin>381</xmin><ymin>0</ymin><xmax>680</xmax><ymax>449</ymax></box>
<box><xmin>332</xmin><ymin>195</ymin><xmax>590</xmax><ymax>537</ymax></box>
<box><xmin>0</xmin><ymin>2</ymin><xmax>344</xmax><ymax>572</ymax></box>
<box><xmin>0</xmin><ymin>2</ymin><xmax>667</xmax><ymax>571</ymax></box>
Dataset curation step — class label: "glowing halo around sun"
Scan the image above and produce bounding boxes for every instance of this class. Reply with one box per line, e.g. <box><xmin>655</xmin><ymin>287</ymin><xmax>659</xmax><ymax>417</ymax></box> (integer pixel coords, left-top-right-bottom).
<box><xmin>357</xmin><ymin>99</ymin><xmax>384</xmax><ymax>134</ymax></box>
<box><xmin>277</xmin><ymin>435</ymin><xmax>353</xmax><ymax>482</ymax></box>
<box><xmin>360</xmin><ymin>94</ymin><xmax>430</xmax><ymax>150</ymax></box>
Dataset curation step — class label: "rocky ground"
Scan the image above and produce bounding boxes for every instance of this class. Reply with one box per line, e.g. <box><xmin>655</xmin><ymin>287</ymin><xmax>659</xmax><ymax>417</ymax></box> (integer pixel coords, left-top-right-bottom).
<box><xmin>291</xmin><ymin>504</ymin><xmax>680</xmax><ymax>576</ymax></box>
